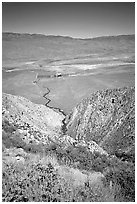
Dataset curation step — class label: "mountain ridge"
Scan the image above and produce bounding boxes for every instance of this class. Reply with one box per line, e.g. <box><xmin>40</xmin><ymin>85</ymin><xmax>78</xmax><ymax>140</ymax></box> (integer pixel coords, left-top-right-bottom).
<box><xmin>2</xmin><ymin>31</ymin><xmax>135</xmax><ymax>41</ymax></box>
<box><xmin>65</xmin><ymin>86</ymin><xmax>135</xmax><ymax>157</ymax></box>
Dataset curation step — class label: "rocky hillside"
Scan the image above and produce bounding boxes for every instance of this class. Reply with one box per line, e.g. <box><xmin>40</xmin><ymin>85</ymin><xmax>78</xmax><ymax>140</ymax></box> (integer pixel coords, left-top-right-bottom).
<box><xmin>2</xmin><ymin>93</ymin><xmax>64</xmax><ymax>146</ymax></box>
<box><xmin>2</xmin><ymin>86</ymin><xmax>135</xmax><ymax>202</ymax></box>
<box><xmin>65</xmin><ymin>86</ymin><xmax>135</xmax><ymax>159</ymax></box>
<box><xmin>2</xmin><ymin>86</ymin><xmax>135</xmax><ymax>159</ymax></box>
<box><xmin>2</xmin><ymin>92</ymin><xmax>108</xmax><ymax>156</ymax></box>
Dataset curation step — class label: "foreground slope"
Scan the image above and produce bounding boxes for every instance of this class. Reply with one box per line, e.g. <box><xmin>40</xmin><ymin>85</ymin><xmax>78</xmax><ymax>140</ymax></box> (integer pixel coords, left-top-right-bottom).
<box><xmin>2</xmin><ymin>86</ymin><xmax>135</xmax><ymax>202</ymax></box>
<box><xmin>2</xmin><ymin>92</ymin><xmax>114</xmax><ymax>202</ymax></box>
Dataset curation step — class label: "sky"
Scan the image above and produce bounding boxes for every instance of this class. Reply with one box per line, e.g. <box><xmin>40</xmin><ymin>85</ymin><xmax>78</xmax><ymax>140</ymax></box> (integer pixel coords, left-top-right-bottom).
<box><xmin>2</xmin><ymin>2</ymin><xmax>135</xmax><ymax>38</ymax></box>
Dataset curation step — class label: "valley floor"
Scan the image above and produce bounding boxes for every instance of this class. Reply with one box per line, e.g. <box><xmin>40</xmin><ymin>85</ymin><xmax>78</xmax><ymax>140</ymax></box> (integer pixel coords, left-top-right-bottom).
<box><xmin>2</xmin><ymin>62</ymin><xmax>135</xmax><ymax>114</ymax></box>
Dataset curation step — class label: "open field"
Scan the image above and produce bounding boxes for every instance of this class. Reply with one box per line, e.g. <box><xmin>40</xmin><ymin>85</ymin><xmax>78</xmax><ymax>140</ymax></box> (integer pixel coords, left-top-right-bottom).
<box><xmin>3</xmin><ymin>64</ymin><xmax>135</xmax><ymax>114</ymax></box>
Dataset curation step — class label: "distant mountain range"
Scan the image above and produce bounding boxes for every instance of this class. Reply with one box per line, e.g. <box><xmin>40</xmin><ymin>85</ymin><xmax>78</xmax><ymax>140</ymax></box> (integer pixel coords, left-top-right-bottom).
<box><xmin>2</xmin><ymin>32</ymin><xmax>135</xmax><ymax>67</ymax></box>
<box><xmin>2</xmin><ymin>32</ymin><xmax>135</xmax><ymax>41</ymax></box>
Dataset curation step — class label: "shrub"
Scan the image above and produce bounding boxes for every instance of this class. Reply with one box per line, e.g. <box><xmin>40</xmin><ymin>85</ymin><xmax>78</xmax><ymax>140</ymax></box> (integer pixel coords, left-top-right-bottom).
<box><xmin>3</xmin><ymin>161</ymin><xmax>62</xmax><ymax>202</ymax></box>
<box><xmin>2</xmin><ymin>153</ymin><xmax>114</xmax><ymax>202</ymax></box>
<box><xmin>104</xmin><ymin>161</ymin><xmax>135</xmax><ymax>202</ymax></box>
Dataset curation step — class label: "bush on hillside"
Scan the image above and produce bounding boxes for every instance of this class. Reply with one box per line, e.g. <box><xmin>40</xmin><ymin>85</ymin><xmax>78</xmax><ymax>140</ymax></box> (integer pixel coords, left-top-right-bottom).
<box><xmin>3</xmin><ymin>156</ymin><xmax>112</xmax><ymax>202</ymax></box>
<box><xmin>104</xmin><ymin>161</ymin><xmax>135</xmax><ymax>202</ymax></box>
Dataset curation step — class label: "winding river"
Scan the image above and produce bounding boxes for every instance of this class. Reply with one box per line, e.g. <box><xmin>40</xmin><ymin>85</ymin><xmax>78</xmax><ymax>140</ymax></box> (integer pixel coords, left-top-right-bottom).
<box><xmin>34</xmin><ymin>72</ymin><xmax>67</xmax><ymax>134</ymax></box>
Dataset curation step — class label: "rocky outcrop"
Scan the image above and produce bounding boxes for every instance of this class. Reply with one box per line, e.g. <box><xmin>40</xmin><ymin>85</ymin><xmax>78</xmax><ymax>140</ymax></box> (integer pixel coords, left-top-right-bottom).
<box><xmin>2</xmin><ymin>93</ymin><xmax>65</xmax><ymax>145</ymax></box>
<box><xmin>65</xmin><ymin>87</ymin><xmax>135</xmax><ymax>156</ymax></box>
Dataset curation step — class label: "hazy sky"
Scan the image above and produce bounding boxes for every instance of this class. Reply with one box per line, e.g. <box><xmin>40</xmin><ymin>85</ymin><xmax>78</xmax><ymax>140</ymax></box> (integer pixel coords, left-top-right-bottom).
<box><xmin>2</xmin><ymin>2</ymin><xmax>135</xmax><ymax>38</ymax></box>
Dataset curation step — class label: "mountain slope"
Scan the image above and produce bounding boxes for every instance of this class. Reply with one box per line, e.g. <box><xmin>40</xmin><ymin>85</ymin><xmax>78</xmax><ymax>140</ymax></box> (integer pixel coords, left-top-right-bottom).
<box><xmin>3</xmin><ymin>86</ymin><xmax>135</xmax><ymax>157</ymax></box>
<box><xmin>2</xmin><ymin>92</ymin><xmax>108</xmax><ymax>156</ymax></box>
<box><xmin>2</xmin><ymin>86</ymin><xmax>135</xmax><ymax>202</ymax></box>
<box><xmin>2</xmin><ymin>93</ymin><xmax>64</xmax><ymax>146</ymax></box>
<box><xmin>65</xmin><ymin>86</ymin><xmax>135</xmax><ymax>158</ymax></box>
